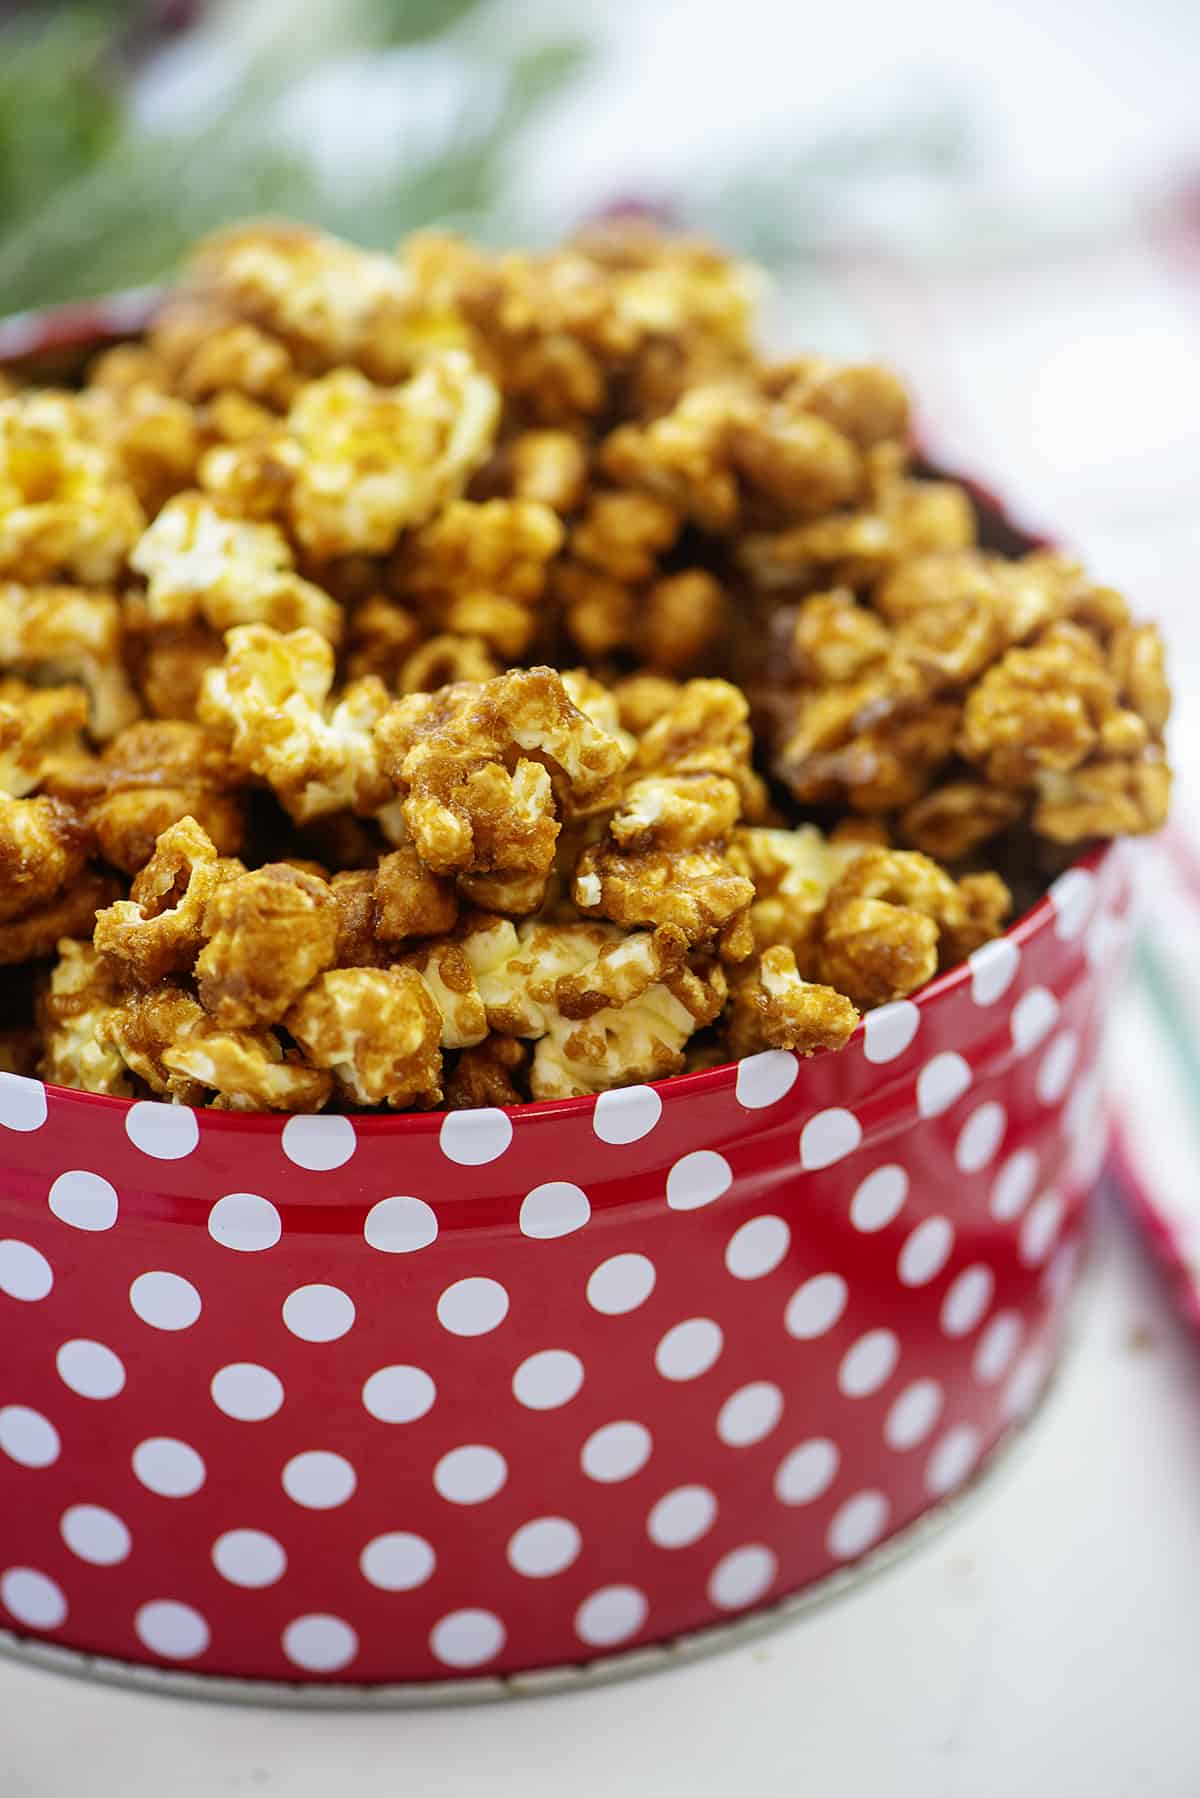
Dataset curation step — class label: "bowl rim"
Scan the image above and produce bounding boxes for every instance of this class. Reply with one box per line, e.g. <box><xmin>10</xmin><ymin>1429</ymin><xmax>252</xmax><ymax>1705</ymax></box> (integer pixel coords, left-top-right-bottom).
<box><xmin>0</xmin><ymin>289</ymin><xmax>1111</xmax><ymax>1137</ymax></box>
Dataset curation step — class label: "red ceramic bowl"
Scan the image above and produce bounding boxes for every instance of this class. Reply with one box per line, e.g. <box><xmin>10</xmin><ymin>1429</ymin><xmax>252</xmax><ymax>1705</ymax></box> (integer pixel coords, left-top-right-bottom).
<box><xmin>0</xmin><ymin>298</ymin><xmax>1134</xmax><ymax>1700</ymax></box>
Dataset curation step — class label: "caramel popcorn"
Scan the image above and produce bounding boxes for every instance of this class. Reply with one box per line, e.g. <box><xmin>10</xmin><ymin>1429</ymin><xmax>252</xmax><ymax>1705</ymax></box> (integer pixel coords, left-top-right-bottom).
<box><xmin>0</xmin><ymin>391</ymin><xmax>145</xmax><ymax>584</ymax></box>
<box><xmin>0</xmin><ymin>217</ymin><xmax>1171</xmax><ymax>1114</ymax></box>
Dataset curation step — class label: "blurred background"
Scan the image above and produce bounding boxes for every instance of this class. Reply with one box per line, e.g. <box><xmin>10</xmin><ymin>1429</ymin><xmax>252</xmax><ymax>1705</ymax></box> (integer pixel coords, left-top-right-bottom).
<box><xmin>1</xmin><ymin>0</ymin><xmax>1198</xmax><ymax>1270</ymax></box>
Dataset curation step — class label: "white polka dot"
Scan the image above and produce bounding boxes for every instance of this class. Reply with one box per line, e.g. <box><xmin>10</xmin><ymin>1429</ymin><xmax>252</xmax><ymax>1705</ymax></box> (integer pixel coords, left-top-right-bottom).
<box><xmin>520</xmin><ymin>1181</ymin><xmax>590</xmax><ymax>1240</ymax></box>
<box><xmin>1044</xmin><ymin>1239</ymin><xmax>1080</xmax><ymax>1305</ymax></box>
<box><xmin>850</xmin><ymin>1166</ymin><xmax>908</xmax><ymax>1233</ymax></box>
<box><xmin>1</xmin><ymin>1568</ymin><xmax>66</xmax><ymax>1630</ymax></box>
<box><xmin>1050</xmin><ymin>866</ymin><xmax>1095</xmax><ymax>941</ymax></box>
<box><xmin>60</xmin><ymin>1504</ymin><xmax>130</xmax><ymax>1566</ymax></box>
<box><xmin>926</xmin><ymin>1424</ymin><xmax>982</xmax><ymax>1496</ymax></box>
<box><xmin>282</xmin><ymin>1614</ymin><xmax>357</xmax><ymax>1674</ymax></box>
<box><xmin>838</xmin><ymin>1329</ymin><xmax>900</xmax><ymax>1398</ymax></box>
<box><xmin>827</xmin><ymin>1490</ymin><xmax>890</xmax><ymax>1559</ymax></box>
<box><xmin>708</xmin><ymin>1545</ymin><xmax>777</xmax><ymax>1611</ymax></box>
<box><xmin>125</xmin><ymin>1102</ymin><xmax>199</xmax><ymax>1161</ymax></box>
<box><xmin>282</xmin><ymin>1114</ymin><xmax>356</xmax><ymax>1171</ymax></box>
<box><xmin>48</xmin><ymin>1170</ymin><xmax>117</xmax><ymax>1233</ymax></box>
<box><xmin>581</xmin><ymin>1420</ymin><xmax>652</xmax><ymax>1483</ymax></box>
<box><xmin>0</xmin><ymin>1239</ymin><xmax>52</xmax><ymax>1302</ymax></box>
<box><xmin>884</xmin><ymin>1379</ymin><xmax>944</xmax><ymax>1450</ymax></box>
<box><xmin>973</xmin><ymin>1312</ymin><xmax>1023</xmax><ymax>1384</ymax></box>
<box><xmin>134</xmin><ymin>1601</ymin><xmax>210</xmax><ymax>1662</ymax></box>
<box><xmin>1011</xmin><ymin>986</ymin><xmax>1060</xmax><ymax>1055</ymax></box>
<box><xmin>430</xmin><ymin>1608</ymin><xmax>505</xmax><ymax>1668</ymax></box>
<box><xmin>129</xmin><ymin>1270</ymin><xmax>201</xmax><ymax>1332</ymax></box>
<box><xmin>917</xmin><ymin>1052</ymin><xmax>972</xmax><ymax>1119</ymax></box>
<box><xmin>1020</xmin><ymin>1191</ymin><xmax>1064</xmax><ymax>1266</ymax></box>
<box><xmin>575</xmin><ymin>1584</ymin><xmax>648</xmax><ymax>1646</ymax></box>
<box><xmin>587</xmin><ymin>1253</ymin><xmax>656</xmax><ymax>1315</ymax></box>
<box><xmin>508</xmin><ymin>1516</ymin><xmax>581</xmax><ymax>1577</ymax></box>
<box><xmin>436</xmin><ymin>1276</ymin><xmax>509</xmax><ymax>1337</ymax></box>
<box><xmin>282</xmin><ymin>1450</ymin><xmax>356</xmax><ymax>1510</ymax></box>
<box><xmin>592</xmin><ymin>1085</ymin><xmax>661</xmax><ymax>1143</ymax></box>
<box><xmin>716</xmin><ymin>1381</ymin><xmax>784</xmax><ymax>1447</ymax></box>
<box><xmin>362</xmin><ymin>1364</ymin><xmax>436</xmax><ymax>1424</ymax></box>
<box><xmin>955</xmin><ymin>1102</ymin><xmax>1006</xmax><ymax>1175</ymax></box>
<box><xmin>784</xmin><ymin>1272</ymin><xmax>848</xmax><ymax>1339</ymax></box>
<box><xmin>0</xmin><ymin>1405</ymin><xmax>59</xmax><ymax>1468</ymax></box>
<box><xmin>282</xmin><ymin>1283</ymin><xmax>355</xmax><ymax>1343</ymax></box>
<box><xmin>1085</xmin><ymin>908</ymin><xmax>1126</xmax><ymax>971</ymax></box>
<box><xmin>666</xmin><ymin>1149</ymin><xmax>732</xmax><ymax>1210</ymax></box>
<box><xmin>433</xmin><ymin>1444</ymin><xmax>508</xmax><ymax>1505</ymax></box>
<box><xmin>207</xmin><ymin>1191</ymin><xmax>281</xmax><ymax>1254</ymax></box>
<box><xmin>655</xmin><ymin>1317</ymin><xmax>724</xmax><ymax>1381</ymax></box>
<box><xmin>212</xmin><ymin>1529</ymin><xmax>286</xmax><ymax>1589</ymax></box>
<box><xmin>512</xmin><ymin>1349</ymin><xmax>584</xmax><ymax>1411</ymax></box>
<box><xmin>363</xmin><ymin>1195</ymin><xmax>438</xmax><ymax>1254</ymax></box>
<box><xmin>990</xmin><ymin>1149</ymin><xmax>1039</xmax><ymax>1222</ymax></box>
<box><xmin>210</xmin><ymin>1363</ymin><xmax>284</xmax><ymax>1422</ymax></box>
<box><xmin>56</xmin><ymin>1339</ymin><xmax>125</xmax><ymax>1400</ymax></box>
<box><xmin>439</xmin><ymin>1107</ymin><xmax>512</xmax><ymax>1166</ymax></box>
<box><xmin>940</xmin><ymin>1264</ymin><xmax>995</xmax><ymax>1337</ymax></box>
<box><xmin>0</xmin><ymin>1073</ymin><xmax>46</xmax><ymax>1132</ymax></box>
<box><xmin>774</xmin><ymin>1438</ymin><xmax>839</xmax><ymax>1505</ymax></box>
<box><xmin>1067</xmin><ymin>1119</ymin><xmax>1109</xmax><ymax>1191</ymax></box>
<box><xmin>360</xmin><ymin>1532</ymin><xmax>436</xmax><ymax>1591</ymax></box>
<box><xmin>1064</xmin><ymin>1068</ymin><xmax>1103</xmax><ymax>1142</ymax></box>
<box><xmin>863</xmin><ymin>1000</ymin><xmax>920</xmax><ymax>1063</ymax></box>
<box><xmin>647</xmin><ymin>1485</ymin><xmax>717</xmax><ymax>1548</ymax></box>
<box><xmin>735</xmin><ymin>1049</ymin><xmax>799</xmax><ymax>1109</ymax></box>
<box><xmin>132</xmin><ymin>1436</ymin><xmax>205</xmax><ymax>1498</ymax></box>
<box><xmin>800</xmin><ymin>1108</ymin><xmax>862</xmax><ymax>1169</ymax></box>
<box><xmin>969</xmin><ymin>937</ymin><xmax>1020</xmax><ymax>1006</ymax></box>
<box><xmin>1036</xmin><ymin>1031</ymin><xmax>1079</xmax><ymax>1106</ymax></box>
<box><xmin>725</xmin><ymin>1214</ymin><xmax>790</xmax><ymax>1280</ymax></box>
<box><xmin>1005</xmin><ymin>1348</ymin><xmax>1049</xmax><ymax>1419</ymax></box>
<box><xmin>897</xmin><ymin>1216</ymin><xmax>954</xmax><ymax>1286</ymax></box>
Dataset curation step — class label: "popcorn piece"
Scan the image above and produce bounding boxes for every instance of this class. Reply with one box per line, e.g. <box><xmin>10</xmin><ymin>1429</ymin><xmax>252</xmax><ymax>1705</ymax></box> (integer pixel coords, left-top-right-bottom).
<box><xmin>286</xmin><ymin>966</ymin><xmax>443</xmax><ymax>1107</ymax></box>
<box><xmin>725</xmin><ymin>946</ymin><xmax>859</xmax><ymax>1057</ymax></box>
<box><xmin>573</xmin><ymin>839</ymin><xmax>753</xmax><ymax>942</ymax></box>
<box><xmin>960</xmin><ymin>622</ymin><xmax>1149</xmax><ymax>789</ymax></box>
<box><xmin>200</xmin><ymin>625</ymin><xmax>392</xmax><ymax>822</ymax></box>
<box><xmin>0</xmin><ymin>869</ymin><xmax>119</xmax><ymax>967</ymax></box>
<box><xmin>532</xmin><ymin>961</ymin><xmax>726</xmax><ymax>1099</ymax></box>
<box><xmin>0</xmin><ymin>391</ymin><xmax>145</xmax><ymax>583</ymax></box>
<box><xmin>814</xmin><ymin>847</ymin><xmax>1009</xmax><ymax>1007</ymax></box>
<box><xmin>93</xmin><ymin>814</ymin><xmax>223</xmax><ymax>985</ymax></box>
<box><xmin>283</xmin><ymin>358</ymin><xmax>500</xmax><ymax>559</ymax></box>
<box><xmin>443</xmin><ymin>1034</ymin><xmax>527</xmax><ymax>1109</ymax></box>
<box><xmin>374</xmin><ymin>844</ymin><xmax>458</xmax><ymax>942</ymax></box>
<box><xmin>1033</xmin><ymin>752</ymin><xmax>1171</xmax><ymax>843</ymax></box>
<box><xmin>0</xmin><ymin>679</ymin><xmax>89</xmax><ymax>796</ymax></box>
<box><xmin>0</xmin><ymin>793</ymin><xmax>89</xmax><ymax>923</ymax></box>
<box><xmin>163</xmin><ymin>1020</ymin><xmax>333</xmax><ymax>1112</ymax></box>
<box><xmin>396</xmin><ymin>497</ymin><xmax>564</xmax><ymax>658</ymax></box>
<box><xmin>759</xmin><ymin>358</ymin><xmax>909</xmax><ymax>450</ymax></box>
<box><xmin>80</xmin><ymin>382</ymin><xmax>202</xmax><ymax>514</ymax></box>
<box><xmin>398</xmin><ymin>632</ymin><xmax>499</xmax><ymax>694</ymax></box>
<box><xmin>401</xmin><ymin>938</ymin><xmax>488</xmax><ymax>1048</ymax></box>
<box><xmin>331</xmin><ymin>868</ymin><xmax>386</xmax><ymax>968</ymax></box>
<box><xmin>343</xmin><ymin>596</ymin><xmax>422</xmax><ymax>684</ymax></box>
<box><xmin>773</xmin><ymin>674</ymin><xmax>960</xmax><ymax>813</ymax></box>
<box><xmin>131</xmin><ymin>620</ymin><xmax>225</xmax><ymax>721</ymax></box>
<box><xmin>571</xmin><ymin>490</ymin><xmax>679</xmax><ymax>583</ymax></box>
<box><xmin>99</xmin><ymin>984</ymin><xmax>209</xmax><ymax>1102</ymax></box>
<box><xmin>507</xmin><ymin>430</ymin><xmax>588</xmax><ymax>511</ymax></box>
<box><xmin>375</xmin><ymin>665</ymin><xmax>631</xmax><ymax>876</ymax></box>
<box><xmin>637</xmin><ymin>569</ymin><xmax>729</xmax><ymax>672</ymax></box>
<box><xmin>152</xmin><ymin>308</ymin><xmax>298</xmax><ymax>407</ymax></box>
<box><xmin>130</xmin><ymin>493</ymin><xmax>342</xmax><ymax>641</ymax></box>
<box><xmin>196</xmin><ymin>863</ymin><xmax>338</xmax><ymax>1026</ymax></box>
<box><xmin>47</xmin><ymin>718</ymin><xmax>246</xmax><ymax>874</ymax></box>
<box><xmin>610</xmin><ymin>773</ymin><xmax>741</xmax><ymax>852</ymax></box>
<box><xmin>0</xmin><ymin>583</ymin><xmax>140</xmax><ymax>739</ymax></box>
<box><xmin>900</xmin><ymin>781</ymin><xmax>1024</xmax><ymax>862</ymax></box>
<box><xmin>553</xmin><ymin>923</ymin><xmax>689</xmax><ymax>1018</ymax></box>
<box><xmin>36</xmin><ymin>939</ymin><xmax>130</xmax><ymax>1094</ymax></box>
<box><xmin>184</xmin><ymin>220</ymin><xmax>463</xmax><ymax>383</ymax></box>
<box><xmin>732</xmin><ymin>823</ymin><xmax>866</xmax><ymax>952</ymax></box>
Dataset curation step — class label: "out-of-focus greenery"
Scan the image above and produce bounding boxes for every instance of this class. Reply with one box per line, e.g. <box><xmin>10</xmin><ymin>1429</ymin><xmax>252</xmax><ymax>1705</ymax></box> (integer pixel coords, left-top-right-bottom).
<box><xmin>0</xmin><ymin>0</ymin><xmax>587</xmax><ymax>312</ymax></box>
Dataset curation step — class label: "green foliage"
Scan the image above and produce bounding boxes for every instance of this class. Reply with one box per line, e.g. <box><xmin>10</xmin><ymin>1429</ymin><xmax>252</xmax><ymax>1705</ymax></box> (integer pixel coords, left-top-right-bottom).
<box><xmin>0</xmin><ymin>0</ymin><xmax>586</xmax><ymax>314</ymax></box>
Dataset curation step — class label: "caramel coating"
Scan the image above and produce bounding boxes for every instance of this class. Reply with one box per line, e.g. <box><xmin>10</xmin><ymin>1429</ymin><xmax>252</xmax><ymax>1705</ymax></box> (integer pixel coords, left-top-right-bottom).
<box><xmin>0</xmin><ymin>217</ymin><xmax>1173</xmax><ymax>1112</ymax></box>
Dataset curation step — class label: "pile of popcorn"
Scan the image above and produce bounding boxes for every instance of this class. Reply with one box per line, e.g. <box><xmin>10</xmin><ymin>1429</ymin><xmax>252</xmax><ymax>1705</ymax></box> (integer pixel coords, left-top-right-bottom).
<box><xmin>0</xmin><ymin>219</ymin><xmax>1172</xmax><ymax>1110</ymax></box>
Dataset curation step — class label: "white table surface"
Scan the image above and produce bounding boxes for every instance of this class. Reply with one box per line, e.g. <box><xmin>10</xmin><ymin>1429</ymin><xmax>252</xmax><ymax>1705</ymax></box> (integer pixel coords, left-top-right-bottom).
<box><xmin>1</xmin><ymin>1195</ymin><xmax>1197</xmax><ymax>1798</ymax></box>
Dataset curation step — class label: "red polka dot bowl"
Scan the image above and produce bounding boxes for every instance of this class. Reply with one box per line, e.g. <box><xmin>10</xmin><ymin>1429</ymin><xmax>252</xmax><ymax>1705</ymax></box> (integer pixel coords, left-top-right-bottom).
<box><xmin>0</xmin><ymin>297</ymin><xmax>1134</xmax><ymax>1701</ymax></box>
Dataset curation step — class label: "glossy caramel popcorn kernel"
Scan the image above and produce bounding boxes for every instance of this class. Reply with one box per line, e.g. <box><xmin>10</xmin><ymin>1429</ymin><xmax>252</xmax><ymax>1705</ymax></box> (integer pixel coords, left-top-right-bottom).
<box><xmin>196</xmin><ymin>863</ymin><xmax>339</xmax><ymax>1027</ymax></box>
<box><xmin>725</xmin><ymin>945</ymin><xmax>859</xmax><ymax>1058</ymax></box>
